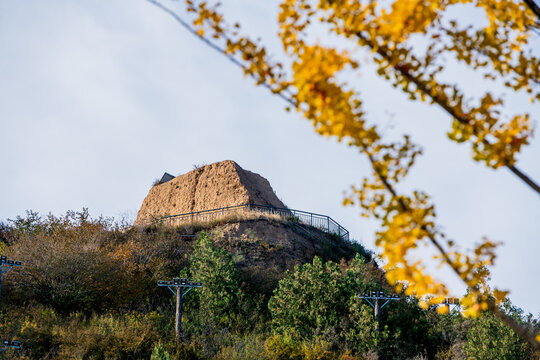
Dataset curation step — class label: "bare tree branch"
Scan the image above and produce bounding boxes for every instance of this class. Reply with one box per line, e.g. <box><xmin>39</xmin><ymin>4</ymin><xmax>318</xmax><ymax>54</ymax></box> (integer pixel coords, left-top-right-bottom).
<box><xmin>144</xmin><ymin>0</ymin><xmax>295</xmax><ymax>107</ymax></box>
<box><xmin>523</xmin><ymin>0</ymin><xmax>540</xmax><ymax>19</ymax></box>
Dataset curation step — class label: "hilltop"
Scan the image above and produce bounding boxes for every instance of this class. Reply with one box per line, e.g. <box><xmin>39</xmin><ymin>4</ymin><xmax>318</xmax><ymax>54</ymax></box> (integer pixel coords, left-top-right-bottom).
<box><xmin>135</xmin><ymin>160</ymin><xmax>286</xmax><ymax>225</ymax></box>
<box><xmin>133</xmin><ymin>160</ymin><xmax>367</xmax><ymax>293</ymax></box>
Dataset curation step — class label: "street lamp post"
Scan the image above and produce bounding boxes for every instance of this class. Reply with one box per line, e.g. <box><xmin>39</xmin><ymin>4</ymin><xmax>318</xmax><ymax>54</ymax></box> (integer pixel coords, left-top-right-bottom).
<box><xmin>158</xmin><ymin>277</ymin><xmax>202</xmax><ymax>340</ymax></box>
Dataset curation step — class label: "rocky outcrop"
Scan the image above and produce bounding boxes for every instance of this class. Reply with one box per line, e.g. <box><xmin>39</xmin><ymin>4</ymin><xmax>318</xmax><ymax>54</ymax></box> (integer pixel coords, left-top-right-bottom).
<box><xmin>134</xmin><ymin>160</ymin><xmax>286</xmax><ymax>225</ymax></box>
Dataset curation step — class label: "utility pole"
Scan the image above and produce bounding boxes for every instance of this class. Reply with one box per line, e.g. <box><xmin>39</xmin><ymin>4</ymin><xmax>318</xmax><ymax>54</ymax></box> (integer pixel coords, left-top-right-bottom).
<box><xmin>0</xmin><ymin>256</ymin><xmax>22</xmax><ymax>310</ymax></box>
<box><xmin>158</xmin><ymin>277</ymin><xmax>202</xmax><ymax>341</ymax></box>
<box><xmin>358</xmin><ymin>290</ymin><xmax>401</xmax><ymax>329</ymax></box>
<box><xmin>358</xmin><ymin>290</ymin><xmax>400</xmax><ymax>360</ymax></box>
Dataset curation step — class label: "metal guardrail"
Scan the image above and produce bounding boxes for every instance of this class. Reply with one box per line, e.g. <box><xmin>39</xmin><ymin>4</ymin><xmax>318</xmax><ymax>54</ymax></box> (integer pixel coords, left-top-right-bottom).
<box><xmin>151</xmin><ymin>203</ymin><xmax>350</xmax><ymax>241</ymax></box>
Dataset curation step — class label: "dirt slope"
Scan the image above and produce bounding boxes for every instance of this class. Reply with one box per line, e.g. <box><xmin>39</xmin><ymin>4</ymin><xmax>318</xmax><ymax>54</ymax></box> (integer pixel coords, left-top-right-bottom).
<box><xmin>135</xmin><ymin>160</ymin><xmax>286</xmax><ymax>225</ymax></box>
<box><xmin>144</xmin><ymin>217</ymin><xmax>369</xmax><ymax>295</ymax></box>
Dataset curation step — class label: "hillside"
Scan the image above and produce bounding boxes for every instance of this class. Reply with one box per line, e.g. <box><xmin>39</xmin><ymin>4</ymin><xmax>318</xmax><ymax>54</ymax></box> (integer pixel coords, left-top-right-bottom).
<box><xmin>0</xmin><ymin>170</ymin><xmax>537</xmax><ymax>358</ymax></box>
<box><xmin>145</xmin><ymin>216</ymin><xmax>370</xmax><ymax>295</ymax></box>
<box><xmin>1</xmin><ymin>209</ymin><xmax>382</xmax><ymax>359</ymax></box>
<box><xmin>133</xmin><ymin>160</ymin><xmax>365</xmax><ymax>293</ymax></box>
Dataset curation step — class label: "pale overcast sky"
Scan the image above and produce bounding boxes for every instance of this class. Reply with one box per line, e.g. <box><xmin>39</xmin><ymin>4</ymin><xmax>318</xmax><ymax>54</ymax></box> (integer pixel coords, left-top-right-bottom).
<box><xmin>1</xmin><ymin>1</ymin><xmax>539</xmax><ymax>315</ymax></box>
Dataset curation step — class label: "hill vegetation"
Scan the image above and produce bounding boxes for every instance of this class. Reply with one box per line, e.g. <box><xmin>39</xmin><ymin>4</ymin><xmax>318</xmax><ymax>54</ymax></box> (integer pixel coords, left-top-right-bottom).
<box><xmin>0</xmin><ymin>210</ymin><xmax>538</xmax><ymax>359</ymax></box>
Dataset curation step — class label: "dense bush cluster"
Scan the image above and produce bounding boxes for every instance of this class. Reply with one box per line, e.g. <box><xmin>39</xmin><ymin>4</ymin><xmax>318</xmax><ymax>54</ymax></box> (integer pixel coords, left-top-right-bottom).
<box><xmin>0</xmin><ymin>210</ymin><xmax>538</xmax><ymax>359</ymax></box>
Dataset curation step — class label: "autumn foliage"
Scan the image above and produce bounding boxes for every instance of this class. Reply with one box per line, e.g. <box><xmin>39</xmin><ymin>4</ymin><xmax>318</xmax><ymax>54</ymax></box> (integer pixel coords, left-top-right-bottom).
<box><xmin>146</xmin><ymin>0</ymin><xmax>540</xmax><ymax>347</ymax></box>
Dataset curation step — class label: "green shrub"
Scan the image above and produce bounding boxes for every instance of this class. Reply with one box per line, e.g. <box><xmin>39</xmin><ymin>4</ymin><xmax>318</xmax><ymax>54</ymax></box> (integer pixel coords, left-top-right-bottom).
<box><xmin>189</xmin><ymin>231</ymin><xmax>243</xmax><ymax>328</ymax></box>
<box><xmin>269</xmin><ymin>257</ymin><xmax>352</xmax><ymax>338</ymax></box>
<box><xmin>0</xmin><ymin>305</ymin><xmax>159</xmax><ymax>359</ymax></box>
<box><xmin>214</xmin><ymin>334</ymin><xmax>267</xmax><ymax>360</ymax></box>
<box><xmin>263</xmin><ymin>334</ymin><xmax>362</xmax><ymax>360</ymax></box>
<box><xmin>464</xmin><ymin>302</ymin><xmax>528</xmax><ymax>360</ymax></box>
<box><xmin>268</xmin><ymin>256</ymin><xmax>380</xmax><ymax>354</ymax></box>
<box><xmin>151</xmin><ymin>342</ymin><xmax>173</xmax><ymax>360</ymax></box>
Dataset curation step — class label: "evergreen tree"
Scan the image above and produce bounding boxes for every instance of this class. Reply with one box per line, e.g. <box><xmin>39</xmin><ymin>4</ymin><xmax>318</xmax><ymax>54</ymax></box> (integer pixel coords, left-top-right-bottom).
<box><xmin>150</xmin><ymin>343</ymin><xmax>172</xmax><ymax>360</ymax></box>
<box><xmin>269</xmin><ymin>256</ymin><xmax>381</xmax><ymax>354</ymax></box>
<box><xmin>189</xmin><ymin>231</ymin><xmax>242</xmax><ymax>328</ymax></box>
<box><xmin>465</xmin><ymin>301</ymin><xmax>529</xmax><ymax>360</ymax></box>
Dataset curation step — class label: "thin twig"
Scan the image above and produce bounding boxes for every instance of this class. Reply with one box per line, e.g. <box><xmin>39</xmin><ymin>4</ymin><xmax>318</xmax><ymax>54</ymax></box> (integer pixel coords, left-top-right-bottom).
<box><xmin>523</xmin><ymin>0</ymin><xmax>540</xmax><ymax>19</ymax></box>
<box><xmin>145</xmin><ymin>0</ymin><xmax>296</xmax><ymax>107</ymax></box>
